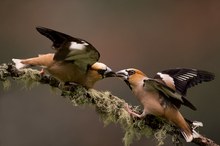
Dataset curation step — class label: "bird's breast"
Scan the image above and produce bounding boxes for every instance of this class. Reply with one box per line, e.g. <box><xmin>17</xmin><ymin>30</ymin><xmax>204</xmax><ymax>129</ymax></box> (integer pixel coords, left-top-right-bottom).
<box><xmin>47</xmin><ymin>61</ymin><xmax>86</xmax><ymax>83</ymax></box>
<box><xmin>133</xmin><ymin>88</ymin><xmax>165</xmax><ymax>116</ymax></box>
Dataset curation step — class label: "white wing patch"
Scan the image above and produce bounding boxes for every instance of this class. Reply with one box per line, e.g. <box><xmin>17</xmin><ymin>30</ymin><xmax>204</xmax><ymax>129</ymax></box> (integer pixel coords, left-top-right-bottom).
<box><xmin>177</xmin><ymin>73</ymin><xmax>197</xmax><ymax>81</ymax></box>
<box><xmin>157</xmin><ymin>72</ymin><xmax>175</xmax><ymax>89</ymax></box>
<box><xmin>70</xmin><ymin>41</ymin><xmax>88</xmax><ymax>50</ymax></box>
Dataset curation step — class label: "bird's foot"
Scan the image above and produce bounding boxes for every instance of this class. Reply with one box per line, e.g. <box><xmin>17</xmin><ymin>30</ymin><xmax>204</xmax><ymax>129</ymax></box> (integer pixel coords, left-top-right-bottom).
<box><xmin>124</xmin><ymin>103</ymin><xmax>143</xmax><ymax>119</ymax></box>
<box><xmin>39</xmin><ymin>68</ymin><xmax>45</xmax><ymax>76</ymax></box>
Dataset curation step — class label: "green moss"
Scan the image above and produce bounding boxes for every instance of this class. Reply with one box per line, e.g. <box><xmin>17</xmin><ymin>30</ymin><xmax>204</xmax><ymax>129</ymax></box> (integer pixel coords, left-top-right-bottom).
<box><xmin>154</xmin><ymin>125</ymin><xmax>168</xmax><ymax>146</ymax></box>
<box><xmin>15</xmin><ymin>69</ymin><xmax>40</xmax><ymax>89</ymax></box>
<box><xmin>0</xmin><ymin>64</ymin><xmax>11</xmax><ymax>90</ymax></box>
<box><xmin>122</xmin><ymin>117</ymin><xmax>155</xmax><ymax>146</ymax></box>
<box><xmin>62</xmin><ymin>86</ymin><xmax>89</xmax><ymax>106</ymax></box>
<box><xmin>0</xmin><ymin>64</ymin><xmax>9</xmax><ymax>81</ymax></box>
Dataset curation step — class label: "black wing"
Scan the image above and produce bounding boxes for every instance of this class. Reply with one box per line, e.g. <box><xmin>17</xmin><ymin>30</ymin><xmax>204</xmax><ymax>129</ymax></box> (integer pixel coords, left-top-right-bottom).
<box><xmin>36</xmin><ymin>26</ymin><xmax>100</xmax><ymax>71</ymax></box>
<box><xmin>155</xmin><ymin>68</ymin><xmax>215</xmax><ymax>96</ymax></box>
<box><xmin>144</xmin><ymin>79</ymin><xmax>197</xmax><ymax>110</ymax></box>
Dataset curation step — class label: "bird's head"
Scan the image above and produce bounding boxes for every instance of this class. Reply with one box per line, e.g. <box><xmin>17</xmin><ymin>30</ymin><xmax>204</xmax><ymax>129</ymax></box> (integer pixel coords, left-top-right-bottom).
<box><xmin>90</xmin><ymin>62</ymin><xmax>116</xmax><ymax>78</ymax></box>
<box><xmin>116</xmin><ymin>68</ymin><xmax>146</xmax><ymax>89</ymax></box>
<box><xmin>86</xmin><ymin>62</ymin><xmax>116</xmax><ymax>87</ymax></box>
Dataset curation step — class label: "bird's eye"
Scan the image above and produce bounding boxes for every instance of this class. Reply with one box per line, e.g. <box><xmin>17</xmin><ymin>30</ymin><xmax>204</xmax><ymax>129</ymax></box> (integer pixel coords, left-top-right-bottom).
<box><xmin>127</xmin><ymin>70</ymin><xmax>135</xmax><ymax>76</ymax></box>
<box><xmin>97</xmin><ymin>69</ymin><xmax>106</xmax><ymax>75</ymax></box>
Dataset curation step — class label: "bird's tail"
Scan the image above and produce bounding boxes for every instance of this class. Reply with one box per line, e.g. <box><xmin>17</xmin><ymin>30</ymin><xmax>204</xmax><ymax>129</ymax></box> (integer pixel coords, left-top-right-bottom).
<box><xmin>181</xmin><ymin>131</ymin><xmax>193</xmax><ymax>142</ymax></box>
<box><xmin>181</xmin><ymin>121</ymin><xmax>202</xmax><ymax>142</ymax></box>
<box><xmin>12</xmin><ymin>59</ymin><xmax>30</xmax><ymax>69</ymax></box>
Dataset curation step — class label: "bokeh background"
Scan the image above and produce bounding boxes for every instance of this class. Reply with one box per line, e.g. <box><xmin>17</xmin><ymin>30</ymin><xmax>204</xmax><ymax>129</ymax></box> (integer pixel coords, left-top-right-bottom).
<box><xmin>0</xmin><ymin>1</ymin><xmax>220</xmax><ymax>146</ymax></box>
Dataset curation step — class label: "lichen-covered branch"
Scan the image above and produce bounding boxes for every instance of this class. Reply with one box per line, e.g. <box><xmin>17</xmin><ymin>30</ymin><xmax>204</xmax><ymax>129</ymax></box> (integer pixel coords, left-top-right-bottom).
<box><xmin>0</xmin><ymin>63</ymin><xmax>219</xmax><ymax>146</ymax></box>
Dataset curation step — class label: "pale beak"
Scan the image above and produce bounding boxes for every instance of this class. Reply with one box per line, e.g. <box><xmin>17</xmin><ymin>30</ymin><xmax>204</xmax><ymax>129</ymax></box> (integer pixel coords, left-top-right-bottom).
<box><xmin>116</xmin><ymin>70</ymin><xmax>128</xmax><ymax>80</ymax></box>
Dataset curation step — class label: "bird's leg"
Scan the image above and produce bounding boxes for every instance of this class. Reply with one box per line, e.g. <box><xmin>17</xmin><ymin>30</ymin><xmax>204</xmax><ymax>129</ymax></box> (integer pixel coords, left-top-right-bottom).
<box><xmin>39</xmin><ymin>68</ymin><xmax>45</xmax><ymax>76</ymax></box>
<box><xmin>124</xmin><ymin>103</ymin><xmax>145</xmax><ymax>119</ymax></box>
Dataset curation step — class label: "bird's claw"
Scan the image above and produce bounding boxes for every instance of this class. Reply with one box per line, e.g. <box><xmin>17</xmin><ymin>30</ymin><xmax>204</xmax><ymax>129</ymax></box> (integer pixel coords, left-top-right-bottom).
<box><xmin>39</xmin><ymin>68</ymin><xmax>45</xmax><ymax>76</ymax></box>
<box><xmin>125</xmin><ymin>103</ymin><xmax>133</xmax><ymax>113</ymax></box>
<box><xmin>124</xmin><ymin>103</ymin><xmax>142</xmax><ymax>118</ymax></box>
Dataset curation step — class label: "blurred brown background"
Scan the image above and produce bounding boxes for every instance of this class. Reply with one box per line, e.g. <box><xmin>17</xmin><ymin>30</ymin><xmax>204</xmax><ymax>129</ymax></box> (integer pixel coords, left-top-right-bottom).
<box><xmin>0</xmin><ymin>1</ymin><xmax>220</xmax><ymax>146</ymax></box>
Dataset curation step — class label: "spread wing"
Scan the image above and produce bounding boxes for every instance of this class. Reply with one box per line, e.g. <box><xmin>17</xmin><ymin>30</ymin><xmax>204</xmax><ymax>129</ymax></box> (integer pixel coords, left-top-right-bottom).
<box><xmin>36</xmin><ymin>26</ymin><xmax>100</xmax><ymax>72</ymax></box>
<box><xmin>154</xmin><ymin>68</ymin><xmax>215</xmax><ymax>96</ymax></box>
<box><xmin>143</xmin><ymin>79</ymin><xmax>197</xmax><ymax>110</ymax></box>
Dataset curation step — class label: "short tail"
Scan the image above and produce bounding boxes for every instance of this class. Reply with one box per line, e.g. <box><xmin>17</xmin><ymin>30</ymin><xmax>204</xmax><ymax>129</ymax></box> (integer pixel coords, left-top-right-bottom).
<box><xmin>181</xmin><ymin>131</ymin><xmax>193</xmax><ymax>142</ymax></box>
<box><xmin>12</xmin><ymin>59</ymin><xmax>29</xmax><ymax>69</ymax></box>
<box><xmin>181</xmin><ymin>121</ymin><xmax>202</xmax><ymax>142</ymax></box>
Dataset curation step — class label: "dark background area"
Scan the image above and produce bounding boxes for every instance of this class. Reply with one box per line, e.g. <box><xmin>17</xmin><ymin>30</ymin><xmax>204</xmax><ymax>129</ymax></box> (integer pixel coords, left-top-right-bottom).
<box><xmin>0</xmin><ymin>1</ymin><xmax>220</xmax><ymax>146</ymax></box>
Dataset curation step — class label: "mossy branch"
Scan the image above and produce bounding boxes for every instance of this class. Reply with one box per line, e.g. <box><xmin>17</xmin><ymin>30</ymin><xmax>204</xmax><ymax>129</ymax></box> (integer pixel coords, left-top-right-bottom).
<box><xmin>0</xmin><ymin>63</ymin><xmax>219</xmax><ymax>146</ymax></box>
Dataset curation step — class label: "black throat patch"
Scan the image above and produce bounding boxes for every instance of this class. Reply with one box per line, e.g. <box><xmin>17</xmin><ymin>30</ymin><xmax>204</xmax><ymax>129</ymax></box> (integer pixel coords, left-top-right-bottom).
<box><xmin>125</xmin><ymin>80</ymin><xmax>132</xmax><ymax>90</ymax></box>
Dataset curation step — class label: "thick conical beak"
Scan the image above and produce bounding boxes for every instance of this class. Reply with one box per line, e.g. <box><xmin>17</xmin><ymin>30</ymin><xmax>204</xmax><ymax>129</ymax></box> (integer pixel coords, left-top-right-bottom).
<box><xmin>104</xmin><ymin>67</ymin><xmax>116</xmax><ymax>77</ymax></box>
<box><xmin>116</xmin><ymin>70</ymin><xmax>128</xmax><ymax>80</ymax></box>
<box><xmin>104</xmin><ymin>71</ymin><xmax>116</xmax><ymax>77</ymax></box>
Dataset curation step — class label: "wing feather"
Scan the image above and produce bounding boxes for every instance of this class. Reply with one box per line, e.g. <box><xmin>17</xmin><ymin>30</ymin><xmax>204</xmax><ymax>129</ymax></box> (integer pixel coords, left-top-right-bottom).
<box><xmin>155</xmin><ymin>68</ymin><xmax>215</xmax><ymax>95</ymax></box>
<box><xmin>36</xmin><ymin>26</ymin><xmax>100</xmax><ymax>72</ymax></box>
<box><xmin>144</xmin><ymin>79</ymin><xmax>197</xmax><ymax>110</ymax></box>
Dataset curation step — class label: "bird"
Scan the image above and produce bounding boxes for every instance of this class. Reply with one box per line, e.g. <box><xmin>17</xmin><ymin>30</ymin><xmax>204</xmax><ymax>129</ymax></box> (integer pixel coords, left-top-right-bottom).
<box><xmin>116</xmin><ymin>68</ymin><xmax>215</xmax><ymax>142</ymax></box>
<box><xmin>12</xmin><ymin>27</ymin><xmax>115</xmax><ymax>89</ymax></box>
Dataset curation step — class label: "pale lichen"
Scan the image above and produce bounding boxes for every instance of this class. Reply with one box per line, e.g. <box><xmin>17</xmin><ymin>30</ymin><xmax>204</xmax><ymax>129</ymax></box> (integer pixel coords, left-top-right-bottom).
<box><xmin>0</xmin><ymin>63</ymin><xmax>217</xmax><ymax>146</ymax></box>
<box><xmin>15</xmin><ymin>69</ymin><xmax>41</xmax><ymax>89</ymax></box>
<box><xmin>0</xmin><ymin>64</ymin><xmax>11</xmax><ymax>90</ymax></box>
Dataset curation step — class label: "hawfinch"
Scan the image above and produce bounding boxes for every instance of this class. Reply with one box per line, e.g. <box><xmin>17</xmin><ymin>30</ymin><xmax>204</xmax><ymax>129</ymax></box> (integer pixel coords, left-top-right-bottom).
<box><xmin>12</xmin><ymin>27</ymin><xmax>115</xmax><ymax>89</ymax></box>
<box><xmin>116</xmin><ymin>68</ymin><xmax>215</xmax><ymax>142</ymax></box>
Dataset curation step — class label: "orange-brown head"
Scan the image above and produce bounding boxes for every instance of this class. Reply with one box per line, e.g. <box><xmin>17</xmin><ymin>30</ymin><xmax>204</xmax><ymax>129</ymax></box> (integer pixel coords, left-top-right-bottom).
<box><xmin>116</xmin><ymin>68</ymin><xmax>147</xmax><ymax>89</ymax></box>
